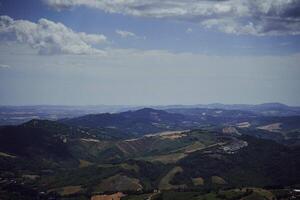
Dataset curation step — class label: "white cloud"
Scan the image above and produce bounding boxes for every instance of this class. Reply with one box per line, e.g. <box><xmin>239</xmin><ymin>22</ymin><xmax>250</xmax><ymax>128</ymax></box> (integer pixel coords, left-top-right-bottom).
<box><xmin>0</xmin><ymin>15</ymin><xmax>107</xmax><ymax>55</ymax></box>
<box><xmin>116</xmin><ymin>29</ymin><xmax>136</xmax><ymax>38</ymax></box>
<box><xmin>0</xmin><ymin>64</ymin><xmax>10</xmax><ymax>68</ymax></box>
<box><xmin>186</xmin><ymin>28</ymin><xmax>193</xmax><ymax>33</ymax></box>
<box><xmin>44</xmin><ymin>0</ymin><xmax>300</xmax><ymax>36</ymax></box>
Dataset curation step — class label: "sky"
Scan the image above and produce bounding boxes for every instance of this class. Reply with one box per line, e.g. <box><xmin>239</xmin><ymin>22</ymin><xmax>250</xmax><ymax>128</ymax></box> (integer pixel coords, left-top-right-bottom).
<box><xmin>0</xmin><ymin>0</ymin><xmax>300</xmax><ymax>106</ymax></box>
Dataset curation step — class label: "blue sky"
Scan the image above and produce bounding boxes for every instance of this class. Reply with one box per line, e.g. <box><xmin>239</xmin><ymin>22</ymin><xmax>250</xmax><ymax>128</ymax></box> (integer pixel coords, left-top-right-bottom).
<box><xmin>0</xmin><ymin>0</ymin><xmax>300</xmax><ymax>106</ymax></box>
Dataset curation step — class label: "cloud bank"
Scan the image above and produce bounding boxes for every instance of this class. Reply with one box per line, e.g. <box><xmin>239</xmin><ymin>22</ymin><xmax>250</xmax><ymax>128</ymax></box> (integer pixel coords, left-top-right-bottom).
<box><xmin>0</xmin><ymin>15</ymin><xmax>107</xmax><ymax>55</ymax></box>
<box><xmin>44</xmin><ymin>0</ymin><xmax>300</xmax><ymax>36</ymax></box>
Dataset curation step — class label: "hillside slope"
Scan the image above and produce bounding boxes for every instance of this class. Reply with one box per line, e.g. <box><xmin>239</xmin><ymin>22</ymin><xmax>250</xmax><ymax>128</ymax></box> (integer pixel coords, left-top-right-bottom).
<box><xmin>62</xmin><ymin>108</ymin><xmax>195</xmax><ymax>135</ymax></box>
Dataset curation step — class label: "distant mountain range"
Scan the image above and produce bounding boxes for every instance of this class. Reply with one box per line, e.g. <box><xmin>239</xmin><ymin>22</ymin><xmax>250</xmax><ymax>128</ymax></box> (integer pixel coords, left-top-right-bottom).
<box><xmin>1</xmin><ymin>106</ymin><xmax>300</xmax><ymax>199</ymax></box>
<box><xmin>1</xmin><ymin>103</ymin><xmax>300</xmax><ymax>125</ymax></box>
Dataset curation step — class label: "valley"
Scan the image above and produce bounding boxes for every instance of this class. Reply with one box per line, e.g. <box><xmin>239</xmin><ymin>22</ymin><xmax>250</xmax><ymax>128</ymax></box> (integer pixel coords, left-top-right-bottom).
<box><xmin>0</xmin><ymin>104</ymin><xmax>300</xmax><ymax>200</ymax></box>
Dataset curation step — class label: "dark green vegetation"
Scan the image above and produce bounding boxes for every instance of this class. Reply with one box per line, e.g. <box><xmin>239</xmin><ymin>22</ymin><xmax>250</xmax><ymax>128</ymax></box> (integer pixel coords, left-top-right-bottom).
<box><xmin>177</xmin><ymin>136</ymin><xmax>300</xmax><ymax>187</ymax></box>
<box><xmin>0</xmin><ymin>107</ymin><xmax>300</xmax><ymax>199</ymax></box>
<box><xmin>61</xmin><ymin>108</ymin><xmax>196</xmax><ymax>135</ymax></box>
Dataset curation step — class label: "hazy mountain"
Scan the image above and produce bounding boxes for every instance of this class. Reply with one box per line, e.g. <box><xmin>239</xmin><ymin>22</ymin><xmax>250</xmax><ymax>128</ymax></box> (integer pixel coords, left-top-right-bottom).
<box><xmin>0</xmin><ymin>105</ymin><xmax>138</xmax><ymax>126</ymax></box>
<box><xmin>187</xmin><ymin>102</ymin><xmax>300</xmax><ymax>116</ymax></box>
<box><xmin>1</xmin><ymin>103</ymin><xmax>300</xmax><ymax>126</ymax></box>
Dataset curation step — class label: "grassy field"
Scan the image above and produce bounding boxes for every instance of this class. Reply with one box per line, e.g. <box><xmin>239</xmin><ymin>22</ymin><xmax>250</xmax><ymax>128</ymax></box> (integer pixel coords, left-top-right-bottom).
<box><xmin>119</xmin><ymin>163</ymin><xmax>140</xmax><ymax>173</ymax></box>
<box><xmin>48</xmin><ymin>185</ymin><xmax>83</xmax><ymax>196</ymax></box>
<box><xmin>79</xmin><ymin>159</ymin><xmax>93</xmax><ymax>168</ymax></box>
<box><xmin>211</xmin><ymin>176</ymin><xmax>227</xmax><ymax>185</ymax></box>
<box><xmin>192</xmin><ymin>177</ymin><xmax>204</xmax><ymax>186</ymax></box>
<box><xmin>91</xmin><ymin>192</ymin><xmax>125</xmax><ymax>200</ymax></box>
<box><xmin>0</xmin><ymin>151</ymin><xmax>16</xmax><ymax>158</ymax></box>
<box><xmin>159</xmin><ymin>166</ymin><xmax>186</xmax><ymax>190</ymax></box>
<box><xmin>182</xmin><ymin>141</ymin><xmax>206</xmax><ymax>153</ymax></box>
<box><xmin>242</xmin><ymin>188</ymin><xmax>275</xmax><ymax>200</ymax></box>
<box><xmin>121</xmin><ymin>193</ymin><xmax>153</xmax><ymax>200</ymax></box>
<box><xmin>128</xmin><ymin>189</ymin><xmax>276</xmax><ymax>200</ymax></box>
<box><xmin>140</xmin><ymin>153</ymin><xmax>186</xmax><ymax>164</ymax></box>
<box><xmin>94</xmin><ymin>174</ymin><xmax>143</xmax><ymax>192</ymax></box>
